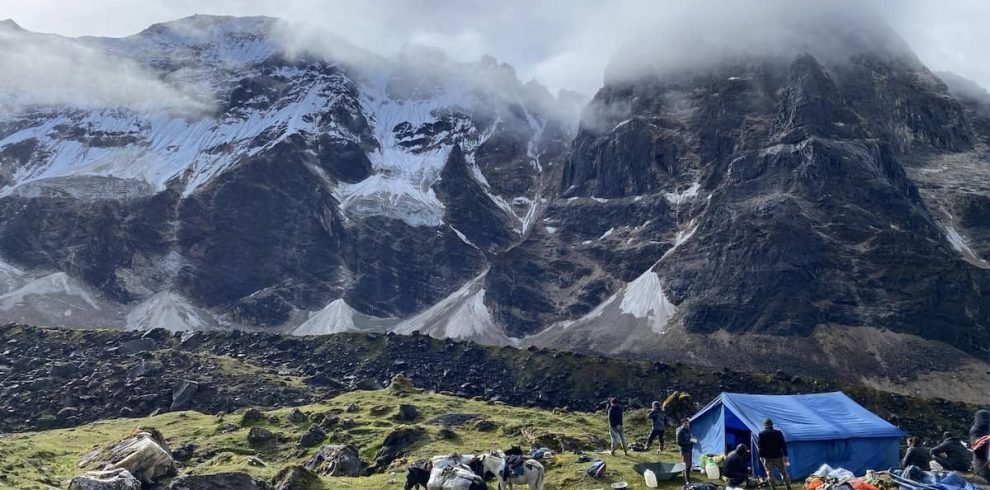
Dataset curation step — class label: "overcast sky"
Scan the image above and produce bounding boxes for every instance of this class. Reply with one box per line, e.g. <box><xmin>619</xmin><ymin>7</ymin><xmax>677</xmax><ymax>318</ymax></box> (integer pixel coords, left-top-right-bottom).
<box><xmin>1</xmin><ymin>0</ymin><xmax>988</xmax><ymax>95</ymax></box>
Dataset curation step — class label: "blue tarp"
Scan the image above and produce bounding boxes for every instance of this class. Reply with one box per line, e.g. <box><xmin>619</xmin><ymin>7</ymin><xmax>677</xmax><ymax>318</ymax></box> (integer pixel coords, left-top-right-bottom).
<box><xmin>689</xmin><ymin>392</ymin><xmax>905</xmax><ymax>479</ymax></box>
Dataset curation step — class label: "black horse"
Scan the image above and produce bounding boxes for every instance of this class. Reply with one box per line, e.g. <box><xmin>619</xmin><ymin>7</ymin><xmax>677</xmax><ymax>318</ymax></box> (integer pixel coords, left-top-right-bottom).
<box><xmin>405</xmin><ymin>459</ymin><xmax>432</xmax><ymax>490</ymax></box>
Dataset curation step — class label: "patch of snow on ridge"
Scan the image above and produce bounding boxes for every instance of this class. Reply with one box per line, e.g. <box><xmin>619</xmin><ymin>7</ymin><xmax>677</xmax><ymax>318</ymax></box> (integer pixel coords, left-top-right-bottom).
<box><xmin>126</xmin><ymin>291</ymin><xmax>212</xmax><ymax>332</ymax></box>
<box><xmin>394</xmin><ymin>272</ymin><xmax>513</xmax><ymax>345</ymax></box>
<box><xmin>664</xmin><ymin>182</ymin><xmax>700</xmax><ymax>205</ymax></box>
<box><xmin>945</xmin><ymin>226</ymin><xmax>990</xmax><ymax>267</ymax></box>
<box><xmin>335</xmin><ymin>173</ymin><xmax>445</xmax><ymax>226</ymax></box>
<box><xmin>293</xmin><ymin>299</ymin><xmax>356</xmax><ymax>335</ymax></box>
<box><xmin>0</xmin><ymin>257</ymin><xmax>24</xmax><ymax>294</ymax></box>
<box><xmin>0</xmin><ymin>272</ymin><xmax>99</xmax><ymax>311</ymax></box>
<box><xmin>619</xmin><ymin>270</ymin><xmax>677</xmax><ymax>334</ymax></box>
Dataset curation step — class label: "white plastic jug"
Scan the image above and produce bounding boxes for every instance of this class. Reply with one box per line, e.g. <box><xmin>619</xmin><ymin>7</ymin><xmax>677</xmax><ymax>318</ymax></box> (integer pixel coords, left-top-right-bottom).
<box><xmin>705</xmin><ymin>462</ymin><xmax>721</xmax><ymax>480</ymax></box>
<box><xmin>643</xmin><ymin>469</ymin><xmax>658</xmax><ymax>488</ymax></box>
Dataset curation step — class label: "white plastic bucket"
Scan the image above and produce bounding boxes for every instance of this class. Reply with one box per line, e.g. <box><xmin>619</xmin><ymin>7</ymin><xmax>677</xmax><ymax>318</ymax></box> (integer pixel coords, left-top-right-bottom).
<box><xmin>705</xmin><ymin>462</ymin><xmax>721</xmax><ymax>480</ymax></box>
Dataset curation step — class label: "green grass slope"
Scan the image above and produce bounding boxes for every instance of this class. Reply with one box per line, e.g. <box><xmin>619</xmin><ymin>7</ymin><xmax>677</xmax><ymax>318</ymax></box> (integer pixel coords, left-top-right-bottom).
<box><xmin>0</xmin><ymin>380</ymin><xmax>708</xmax><ymax>490</ymax></box>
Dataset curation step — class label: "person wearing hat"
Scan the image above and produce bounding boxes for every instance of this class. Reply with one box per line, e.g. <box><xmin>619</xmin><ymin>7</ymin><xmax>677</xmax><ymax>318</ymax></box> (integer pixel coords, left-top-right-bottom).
<box><xmin>647</xmin><ymin>401</ymin><xmax>669</xmax><ymax>451</ymax></box>
<box><xmin>757</xmin><ymin>418</ymin><xmax>791</xmax><ymax>490</ymax></box>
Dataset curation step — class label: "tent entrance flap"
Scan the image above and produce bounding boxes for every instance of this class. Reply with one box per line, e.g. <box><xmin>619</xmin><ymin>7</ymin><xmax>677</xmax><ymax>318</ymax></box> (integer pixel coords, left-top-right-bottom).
<box><xmin>724</xmin><ymin>408</ymin><xmax>751</xmax><ymax>453</ymax></box>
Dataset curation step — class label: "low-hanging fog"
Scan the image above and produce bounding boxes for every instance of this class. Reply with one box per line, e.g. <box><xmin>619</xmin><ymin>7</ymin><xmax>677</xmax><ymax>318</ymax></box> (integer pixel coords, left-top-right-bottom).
<box><xmin>0</xmin><ymin>0</ymin><xmax>987</xmax><ymax>109</ymax></box>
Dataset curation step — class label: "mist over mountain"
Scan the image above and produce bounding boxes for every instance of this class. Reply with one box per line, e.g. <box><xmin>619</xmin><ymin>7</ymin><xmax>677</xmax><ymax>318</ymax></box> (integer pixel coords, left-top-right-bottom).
<box><xmin>0</xmin><ymin>1</ymin><xmax>988</xmax><ymax>402</ymax></box>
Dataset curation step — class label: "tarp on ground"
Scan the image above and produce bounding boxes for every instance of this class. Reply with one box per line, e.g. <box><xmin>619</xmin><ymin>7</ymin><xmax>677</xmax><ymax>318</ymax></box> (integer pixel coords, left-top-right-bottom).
<box><xmin>689</xmin><ymin>392</ymin><xmax>905</xmax><ymax>479</ymax></box>
<box><xmin>633</xmin><ymin>461</ymin><xmax>685</xmax><ymax>481</ymax></box>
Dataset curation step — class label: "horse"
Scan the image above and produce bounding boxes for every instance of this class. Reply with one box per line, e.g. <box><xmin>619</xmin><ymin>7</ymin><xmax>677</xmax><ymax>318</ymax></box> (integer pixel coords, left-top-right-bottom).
<box><xmin>479</xmin><ymin>451</ymin><xmax>545</xmax><ymax>490</ymax></box>
<box><xmin>405</xmin><ymin>459</ymin><xmax>433</xmax><ymax>490</ymax></box>
<box><xmin>427</xmin><ymin>464</ymin><xmax>488</xmax><ymax>490</ymax></box>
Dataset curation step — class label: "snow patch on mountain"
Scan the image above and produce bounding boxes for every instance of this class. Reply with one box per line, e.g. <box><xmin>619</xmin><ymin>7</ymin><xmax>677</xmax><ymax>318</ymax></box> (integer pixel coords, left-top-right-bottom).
<box><xmin>394</xmin><ymin>272</ymin><xmax>513</xmax><ymax>345</ymax></box>
<box><xmin>618</xmin><ymin>269</ymin><xmax>677</xmax><ymax>334</ymax></box>
<box><xmin>0</xmin><ymin>272</ymin><xmax>99</xmax><ymax>311</ymax></box>
<box><xmin>0</xmin><ymin>272</ymin><xmax>120</xmax><ymax>327</ymax></box>
<box><xmin>291</xmin><ymin>298</ymin><xmax>395</xmax><ymax>335</ymax></box>
<box><xmin>0</xmin><ymin>257</ymin><xmax>24</xmax><ymax>294</ymax></box>
<box><xmin>125</xmin><ymin>291</ymin><xmax>214</xmax><ymax>332</ymax></box>
<box><xmin>664</xmin><ymin>182</ymin><xmax>701</xmax><ymax>205</ymax></box>
<box><xmin>945</xmin><ymin>226</ymin><xmax>990</xmax><ymax>268</ymax></box>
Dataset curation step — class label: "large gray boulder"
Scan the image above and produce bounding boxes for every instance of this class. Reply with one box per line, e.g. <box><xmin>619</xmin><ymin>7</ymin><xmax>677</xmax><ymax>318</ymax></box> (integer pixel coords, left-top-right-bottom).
<box><xmin>167</xmin><ymin>472</ymin><xmax>273</xmax><ymax>489</ymax></box>
<box><xmin>271</xmin><ymin>465</ymin><xmax>321</xmax><ymax>490</ymax></box>
<box><xmin>68</xmin><ymin>469</ymin><xmax>141</xmax><ymax>490</ymax></box>
<box><xmin>80</xmin><ymin>428</ymin><xmax>176</xmax><ymax>484</ymax></box>
<box><xmin>170</xmin><ymin>380</ymin><xmax>199</xmax><ymax>411</ymax></box>
<box><xmin>304</xmin><ymin>444</ymin><xmax>364</xmax><ymax>477</ymax></box>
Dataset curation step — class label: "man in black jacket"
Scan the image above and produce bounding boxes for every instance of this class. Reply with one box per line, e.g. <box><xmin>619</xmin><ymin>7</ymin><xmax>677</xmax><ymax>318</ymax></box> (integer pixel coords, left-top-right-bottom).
<box><xmin>607</xmin><ymin>397</ymin><xmax>628</xmax><ymax>456</ymax></box>
<box><xmin>723</xmin><ymin>444</ymin><xmax>752</xmax><ymax>487</ymax></box>
<box><xmin>757</xmin><ymin>418</ymin><xmax>791</xmax><ymax>490</ymax></box>
<box><xmin>676</xmin><ymin>418</ymin><xmax>696</xmax><ymax>484</ymax></box>
<box><xmin>932</xmin><ymin>432</ymin><xmax>973</xmax><ymax>472</ymax></box>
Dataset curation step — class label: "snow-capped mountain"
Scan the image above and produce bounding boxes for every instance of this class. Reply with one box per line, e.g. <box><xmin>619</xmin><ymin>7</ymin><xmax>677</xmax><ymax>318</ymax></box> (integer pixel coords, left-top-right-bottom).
<box><xmin>0</xmin><ymin>15</ymin><xmax>576</xmax><ymax>339</ymax></box>
<box><xmin>1</xmin><ymin>14</ymin><xmax>988</xmax><ymax>392</ymax></box>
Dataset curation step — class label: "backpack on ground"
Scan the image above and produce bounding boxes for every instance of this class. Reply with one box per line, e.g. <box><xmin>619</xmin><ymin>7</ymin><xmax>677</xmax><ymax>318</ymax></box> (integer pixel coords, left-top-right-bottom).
<box><xmin>684</xmin><ymin>483</ymin><xmax>719</xmax><ymax>490</ymax></box>
<box><xmin>588</xmin><ymin>459</ymin><xmax>607</xmax><ymax>479</ymax></box>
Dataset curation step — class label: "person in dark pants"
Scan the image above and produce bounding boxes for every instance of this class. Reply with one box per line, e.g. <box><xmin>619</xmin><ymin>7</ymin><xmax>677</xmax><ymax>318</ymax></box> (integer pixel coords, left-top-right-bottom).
<box><xmin>676</xmin><ymin>418</ymin><xmax>696</xmax><ymax>484</ymax></box>
<box><xmin>970</xmin><ymin>410</ymin><xmax>990</xmax><ymax>484</ymax></box>
<box><xmin>607</xmin><ymin>397</ymin><xmax>628</xmax><ymax>456</ymax></box>
<box><xmin>901</xmin><ymin>436</ymin><xmax>932</xmax><ymax>471</ymax></box>
<box><xmin>646</xmin><ymin>401</ymin><xmax>669</xmax><ymax>451</ymax></box>
<box><xmin>723</xmin><ymin>444</ymin><xmax>752</xmax><ymax>488</ymax></box>
<box><xmin>932</xmin><ymin>432</ymin><xmax>973</xmax><ymax>472</ymax></box>
<box><xmin>757</xmin><ymin>418</ymin><xmax>791</xmax><ymax>490</ymax></box>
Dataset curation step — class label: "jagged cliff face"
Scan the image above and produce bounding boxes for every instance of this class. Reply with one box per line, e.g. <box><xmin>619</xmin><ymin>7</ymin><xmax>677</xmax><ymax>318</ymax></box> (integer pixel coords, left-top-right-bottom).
<box><xmin>526</xmin><ymin>42</ymin><xmax>990</xmax><ymax>375</ymax></box>
<box><xmin>0</xmin><ymin>14</ymin><xmax>988</xmax><ymax>390</ymax></box>
<box><xmin>0</xmin><ymin>16</ymin><xmax>576</xmax><ymax>331</ymax></box>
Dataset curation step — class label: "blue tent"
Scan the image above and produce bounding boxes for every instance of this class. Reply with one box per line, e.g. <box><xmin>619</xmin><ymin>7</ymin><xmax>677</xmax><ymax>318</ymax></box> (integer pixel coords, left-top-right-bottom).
<box><xmin>689</xmin><ymin>392</ymin><xmax>905</xmax><ymax>479</ymax></box>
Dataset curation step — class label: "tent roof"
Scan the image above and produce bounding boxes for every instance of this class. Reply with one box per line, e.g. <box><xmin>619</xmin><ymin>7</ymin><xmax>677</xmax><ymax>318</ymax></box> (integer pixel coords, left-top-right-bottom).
<box><xmin>692</xmin><ymin>392</ymin><xmax>905</xmax><ymax>441</ymax></box>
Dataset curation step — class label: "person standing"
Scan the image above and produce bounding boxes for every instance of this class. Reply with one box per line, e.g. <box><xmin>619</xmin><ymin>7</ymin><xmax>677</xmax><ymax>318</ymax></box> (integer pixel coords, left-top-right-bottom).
<box><xmin>607</xmin><ymin>397</ymin><xmax>628</xmax><ymax>456</ymax></box>
<box><xmin>676</xmin><ymin>418</ymin><xmax>696</xmax><ymax>484</ymax></box>
<box><xmin>757</xmin><ymin>418</ymin><xmax>791</xmax><ymax>490</ymax></box>
<box><xmin>969</xmin><ymin>410</ymin><xmax>990</xmax><ymax>484</ymax></box>
<box><xmin>647</xmin><ymin>401</ymin><xmax>669</xmax><ymax>452</ymax></box>
<box><xmin>901</xmin><ymin>436</ymin><xmax>933</xmax><ymax>471</ymax></box>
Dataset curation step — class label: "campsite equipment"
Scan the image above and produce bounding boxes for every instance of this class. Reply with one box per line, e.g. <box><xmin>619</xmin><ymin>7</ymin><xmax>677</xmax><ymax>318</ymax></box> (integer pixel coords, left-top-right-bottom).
<box><xmin>611</xmin><ymin>482</ymin><xmax>628</xmax><ymax>488</ymax></box>
<box><xmin>688</xmin><ymin>392</ymin><xmax>904</xmax><ymax>479</ymax></box>
<box><xmin>588</xmin><ymin>459</ymin><xmax>607</xmax><ymax>479</ymax></box>
<box><xmin>644</xmin><ymin>469</ymin><xmax>659</xmax><ymax>488</ymax></box>
<box><xmin>634</xmin><ymin>462</ymin><xmax>686</xmax><ymax>481</ymax></box>
<box><xmin>705</xmin><ymin>461</ymin><xmax>721</xmax><ymax>479</ymax></box>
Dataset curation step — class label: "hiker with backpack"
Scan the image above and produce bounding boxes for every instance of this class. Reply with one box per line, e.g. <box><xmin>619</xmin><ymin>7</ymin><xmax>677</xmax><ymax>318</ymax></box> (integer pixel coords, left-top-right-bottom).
<box><xmin>676</xmin><ymin>418</ymin><xmax>697</xmax><ymax>484</ymax></box>
<box><xmin>607</xmin><ymin>397</ymin><xmax>628</xmax><ymax>456</ymax></box>
<box><xmin>757</xmin><ymin>418</ymin><xmax>791</xmax><ymax>490</ymax></box>
<box><xmin>647</xmin><ymin>401</ymin><xmax>669</xmax><ymax>452</ymax></box>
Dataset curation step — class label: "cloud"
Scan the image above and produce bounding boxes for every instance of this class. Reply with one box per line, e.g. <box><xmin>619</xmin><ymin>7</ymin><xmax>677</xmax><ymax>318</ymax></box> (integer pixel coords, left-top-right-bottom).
<box><xmin>0</xmin><ymin>0</ymin><xmax>988</xmax><ymax>97</ymax></box>
<box><xmin>0</xmin><ymin>24</ymin><xmax>212</xmax><ymax>116</ymax></box>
